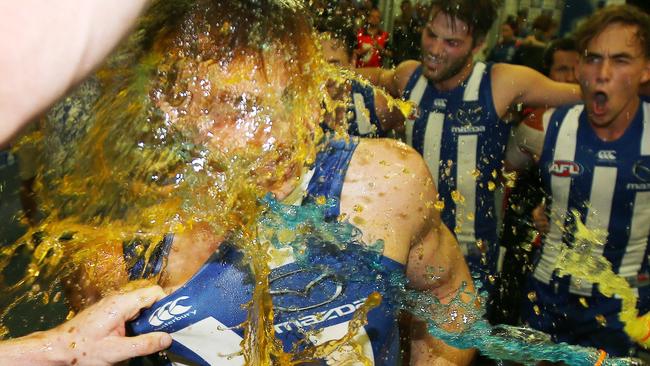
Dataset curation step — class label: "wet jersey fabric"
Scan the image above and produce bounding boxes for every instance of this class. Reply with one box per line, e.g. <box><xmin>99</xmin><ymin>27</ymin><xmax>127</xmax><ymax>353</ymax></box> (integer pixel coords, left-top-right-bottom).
<box><xmin>321</xmin><ymin>81</ymin><xmax>384</xmax><ymax>138</ymax></box>
<box><xmin>523</xmin><ymin>101</ymin><xmax>650</xmax><ymax>355</ymax></box>
<box><xmin>127</xmin><ymin>139</ymin><xmax>405</xmax><ymax>365</ymax></box>
<box><xmin>402</xmin><ymin>62</ymin><xmax>510</xmax><ymax>281</ymax></box>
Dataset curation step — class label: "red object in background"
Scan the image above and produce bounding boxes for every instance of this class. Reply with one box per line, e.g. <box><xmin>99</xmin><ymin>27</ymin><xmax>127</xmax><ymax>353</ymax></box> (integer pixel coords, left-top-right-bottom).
<box><xmin>356</xmin><ymin>28</ymin><xmax>389</xmax><ymax>68</ymax></box>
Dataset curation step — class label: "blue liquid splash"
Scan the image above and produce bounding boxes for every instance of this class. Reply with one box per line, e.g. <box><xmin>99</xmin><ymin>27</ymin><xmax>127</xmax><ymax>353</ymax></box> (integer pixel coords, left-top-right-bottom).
<box><xmin>259</xmin><ymin>197</ymin><xmax>643</xmax><ymax>366</ymax></box>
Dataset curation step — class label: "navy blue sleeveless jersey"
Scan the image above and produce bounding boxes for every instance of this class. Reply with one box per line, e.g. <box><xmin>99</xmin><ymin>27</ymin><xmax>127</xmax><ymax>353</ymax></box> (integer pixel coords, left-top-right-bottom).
<box><xmin>534</xmin><ymin>102</ymin><xmax>650</xmax><ymax>297</ymax></box>
<box><xmin>322</xmin><ymin>80</ymin><xmax>385</xmax><ymax>138</ymax></box>
<box><xmin>522</xmin><ymin>101</ymin><xmax>650</xmax><ymax>356</ymax></box>
<box><xmin>127</xmin><ymin>139</ymin><xmax>404</xmax><ymax>365</ymax></box>
<box><xmin>403</xmin><ymin>62</ymin><xmax>510</xmax><ymax>277</ymax></box>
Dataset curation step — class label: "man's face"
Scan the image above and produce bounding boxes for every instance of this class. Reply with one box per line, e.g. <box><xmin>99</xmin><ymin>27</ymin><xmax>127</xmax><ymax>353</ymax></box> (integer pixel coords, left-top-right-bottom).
<box><xmin>158</xmin><ymin>48</ymin><xmax>322</xmax><ymax>187</ymax></box>
<box><xmin>367</xmin><ymin>9</ymin><xmax>381</xmax><ymax>27</ymax></box>
<box><xmin>420</xmin><ymin>10</ymin><xmax>478</xmax><ymax>83</ymax></box>
<box><xmin>549</xmin><ymin>49</ymin><xmax>579</xmax><ymax>83</ymax></box>
<box><xmin>578</xmin><ymin>23</ymin><xmax>650</xmax><ymax>128</ymax></box>
<box><xmin>321</xmin><ymin>38</ymin><xmax>352</xmax><ymax>69</ymax></box>
<box><xmin>500</xmin><ymin>24</ymin><xmax>514</xmax><ymax>42</ymax></box>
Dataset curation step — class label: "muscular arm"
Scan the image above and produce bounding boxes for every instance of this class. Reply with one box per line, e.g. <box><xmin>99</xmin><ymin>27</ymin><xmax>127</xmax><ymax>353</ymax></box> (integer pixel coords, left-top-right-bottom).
<box><xmin>341</xmin><ymin>139</ymin><xmax>475</xmax><ymax>365</ymax></box>
<box><xmin>491</xmin><ymin>63</ymin><xmax>581</xmax><ymax>118</ymax></box>
<box><xmin>0</xmin><ymin>0</ymin><xmax>149</xmax><ymax>144</ymax></box>
<box><xmin>356</xmin><ymin>60</ymin><xmax>419</xmax><ymax>98</ymax></box>
<box><xmin>406</xmin><ymin>203</ymin><xmax>476</xmax><ymax>366</ymax></box>
<box><xmin>374</xmin><ymin>88</ymin><xmax>406</xmax><ymax>134</ymax></box>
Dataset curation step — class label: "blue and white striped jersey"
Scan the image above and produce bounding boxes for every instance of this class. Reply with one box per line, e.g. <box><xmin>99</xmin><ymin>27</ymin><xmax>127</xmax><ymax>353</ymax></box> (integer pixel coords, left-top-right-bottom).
<box><xmin>403</xmin><ymin>62</ymin><xmax>511</xmax><ymax>275</ymax></box>
<box><xmin>535</xmin><ymin>101</ymin><xmax>650</xmax><ymax>297</ymax></box>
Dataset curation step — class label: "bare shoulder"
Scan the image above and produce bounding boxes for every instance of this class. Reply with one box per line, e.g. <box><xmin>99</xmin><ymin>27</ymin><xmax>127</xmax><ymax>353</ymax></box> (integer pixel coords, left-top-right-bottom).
<box><xmin>349</xmin><ymin>138</ymin><xmax>434</xmax><ymax>196</ymax></box>
<box><xmin>341</xmin><ymin>138</ymin><xmax>438</xmax><ymax>262</ymax></box>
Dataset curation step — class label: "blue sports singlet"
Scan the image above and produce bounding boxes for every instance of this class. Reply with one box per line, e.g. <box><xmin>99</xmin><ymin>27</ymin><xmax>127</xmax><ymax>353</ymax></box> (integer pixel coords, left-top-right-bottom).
<box><xmin>523</xmin><ymin>101</ymin><xmax>650</xmax><ymax>356</ymax></box>
<box><xmin>402</xmin><ymin>62</ymin><xmax>511</xmax><ymax>280</ymax></box>
<box><xmin>127</xmin><ymin>139</ymin><xmax>404</xmax><ymax>365</ymax></box>
<box><xmin>322</xmin><ymin>80</ymin><xmax>385</xmax><ymax>138</ymax></box>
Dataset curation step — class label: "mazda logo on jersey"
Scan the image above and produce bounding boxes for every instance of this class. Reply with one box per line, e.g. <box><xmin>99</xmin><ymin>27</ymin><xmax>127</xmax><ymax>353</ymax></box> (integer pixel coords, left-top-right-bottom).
<box><xmin>549</xmin><ymin>160</ymin><xmax>582</xmax><ymax>177</ymax></box>
<box><xmin>269</xmin><ymin>268</ymin><xmax>344</xmax><ymax>312</ymax></box>
<box><xmin>633</xmin><ymin>159</ymin><xmax>650</xmax><ymax>182</ymax></box>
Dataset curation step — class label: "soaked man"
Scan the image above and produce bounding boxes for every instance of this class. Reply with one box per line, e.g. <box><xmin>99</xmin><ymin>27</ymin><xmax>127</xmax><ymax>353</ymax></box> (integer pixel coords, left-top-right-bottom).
<box><xmin>317</xmin><ymin>17</ymin><xmax>404</xmax><ymax>137</ymax></box>
<box><xmin>65</xmin><ymin>1</ymin><xmax>476</xmax><ymax>365</ymax></box>
<box><xmin>507</xmin><ymin>5</ymin><xmax>650</xmax><ymax>357</ymax></box>
<box><xmin>357</xmin><ymin>0</ymin><xmax>581</xmax><ymax>295</ymax></box>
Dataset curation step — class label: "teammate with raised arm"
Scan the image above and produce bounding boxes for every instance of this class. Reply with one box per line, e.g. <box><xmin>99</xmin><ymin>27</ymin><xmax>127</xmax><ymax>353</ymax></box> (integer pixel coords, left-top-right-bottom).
<box><xmin>357</xmin><ymin>0</ymin><xmax>580</xmax><ymax>296</ymax></box>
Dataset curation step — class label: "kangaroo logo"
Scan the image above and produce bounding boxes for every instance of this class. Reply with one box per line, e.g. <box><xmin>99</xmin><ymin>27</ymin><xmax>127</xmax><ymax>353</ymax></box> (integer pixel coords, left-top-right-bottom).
<box><xmin>149</xmin><ymin>296</ymin><xmax>193</xmax><ymax>327</ymax></box>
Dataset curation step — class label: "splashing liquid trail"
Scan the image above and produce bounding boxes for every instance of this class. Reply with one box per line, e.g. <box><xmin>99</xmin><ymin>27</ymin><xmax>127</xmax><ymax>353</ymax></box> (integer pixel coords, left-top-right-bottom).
<box><xmin>554</xmin><ymin>211</ymin><xmax>650</xmax><ymax>349</ymax></box>
<box><xmin>0</xmin><ymin>1</ymin><xmax>645</xmax><ymax>365</ymax></box>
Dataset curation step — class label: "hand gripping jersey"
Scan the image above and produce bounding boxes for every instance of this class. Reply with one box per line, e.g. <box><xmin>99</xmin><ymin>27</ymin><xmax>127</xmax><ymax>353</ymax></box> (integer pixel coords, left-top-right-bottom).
<box><xmin>127</xmin><ymin>140</ymin><xmax>403</xmax><ymax>366</ymax></box>
<box><xmin>535</xmin><ymin>102</ymin><xmax>650</xmax><ymax>298</ymax></box>
<box><xmin>402</xmin><ymin>62</ymin><xmax>511</xmax><ymax>278</ymax></box>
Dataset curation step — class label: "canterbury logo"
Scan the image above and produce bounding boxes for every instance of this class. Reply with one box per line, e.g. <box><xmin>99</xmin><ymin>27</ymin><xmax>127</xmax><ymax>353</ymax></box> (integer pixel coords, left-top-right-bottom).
<box><xmin>597</xmin><ymin>150</ymin><xmax>616</xmax><ymax>160</ymax></box>
<box><xmin>149</xmin><ymin>296</ymin><xmax>193</xmax><ymax>327</ymax></box>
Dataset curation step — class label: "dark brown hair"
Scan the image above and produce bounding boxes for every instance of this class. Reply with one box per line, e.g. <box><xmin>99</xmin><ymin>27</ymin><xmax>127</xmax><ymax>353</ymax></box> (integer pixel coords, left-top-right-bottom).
<box><xmin>429</xmin><ymin>0</ymin><xmax>500</xmax><ymax>43</ymax></box>
<box><xmin>574</xmin><ymin>4</ymin><xmax>650</xmax><ymax>58</ymax></box>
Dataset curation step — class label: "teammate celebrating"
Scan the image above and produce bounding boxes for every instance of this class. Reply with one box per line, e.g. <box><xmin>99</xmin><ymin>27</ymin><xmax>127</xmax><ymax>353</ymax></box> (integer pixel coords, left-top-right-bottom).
<box><xmin>507</xmin><ymin>5</ymin><xmax>650</xmax><ymax>356</ymax></box>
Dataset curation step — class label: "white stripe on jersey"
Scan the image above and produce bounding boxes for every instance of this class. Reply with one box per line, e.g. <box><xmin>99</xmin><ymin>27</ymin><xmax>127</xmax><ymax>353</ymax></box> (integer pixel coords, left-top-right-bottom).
<box><xmin>309</xmin><ymin>321</ymin><xmax>375</xmax><ymax>365</ymax></box>
<box><xmin>405</xmin><ymin>75</ymin><xmax>427</xmax><ymax>146</ymax></box>
<box><xmin>422</xmin><ymin>112</ymin><xmax>445</xmax><ymax>184</ymax></box>
<box><xmin>643</xmin><ymin>103</ymin><xmax>650</xmax><ymax>155</ymax></box>
<box><xmin>620</xmin><ymin>108</ymin><xmax>650</xmax><ymax>279</ymax></box>
<box><xmin>621</xmin><ymin>191</ymin><xmax>650</xmax><ymax>278</ymax></box>
<box><xmin>455</xmin><ymin>134</ymin><xmax>478</xmax><ymax>247</ymax></box>
<box><xmin>170</xmin><ymin>317</ymin><xmax>244</xmax><ymax>366</ymax></box>
<box><xmin>534</xmin><ymin>105</ymin><xmax>583</xmax><ymax>287</ymax></box>
<box><xmin>353</xmin><ymin>92</ymin><xmax>372</xmax><ymax>135</ymax></box>
<box><xmin>463</xmin><ymin>62</ymin><xmax>486</xmax><ymax>102</ymax></box>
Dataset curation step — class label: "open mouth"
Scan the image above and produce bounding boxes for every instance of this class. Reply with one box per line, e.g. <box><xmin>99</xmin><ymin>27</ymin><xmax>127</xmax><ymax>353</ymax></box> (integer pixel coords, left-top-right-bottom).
<box><xmin>592</xmin><ymin>91</ymin><xmax>608</xmax><ymax>116</ymax></box>
<box><xmin>423</xmin><ymin>54</ymin><xmax>443</xmax><ymax>67</ymax></box>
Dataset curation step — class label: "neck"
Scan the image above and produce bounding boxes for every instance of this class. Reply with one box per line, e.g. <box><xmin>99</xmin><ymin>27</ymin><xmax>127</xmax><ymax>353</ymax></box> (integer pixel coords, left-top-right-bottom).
<box><xmin>434</xmin><ymin>60</ymin><xmax>475</xmax><ymax>91</ymax></box>
<box><xmin>266</xmin><ymin>163</ymin><xmax>304</xmax><ymax>201</ymax></box>
<box><xmin>590</xmin><ymin>97</ymin><xmax>640</xmax><ymax>141</ymax></box>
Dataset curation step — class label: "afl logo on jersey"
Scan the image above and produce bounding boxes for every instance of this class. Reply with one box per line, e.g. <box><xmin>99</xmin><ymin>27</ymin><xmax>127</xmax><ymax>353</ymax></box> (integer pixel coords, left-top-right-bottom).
<box><xmin>149</xmin><ymin>296</ymin><xmax>193</xmax><ymax>327</ymax></box>
<box><xmin>269</xmin><ymin>268</ymin><xmax>344</xmax><ymax>312</ymax></box>
<box><xmin>549</xmin><ymin>160</ymin><xmax>582</xmax><ymax>177</ymax></box>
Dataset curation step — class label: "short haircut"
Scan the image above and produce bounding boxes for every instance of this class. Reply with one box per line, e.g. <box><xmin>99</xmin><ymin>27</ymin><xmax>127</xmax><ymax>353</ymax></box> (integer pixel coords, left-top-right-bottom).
<box><xmin>429</xmin><ymin>0</ymin><xmax>499</xmax><ymax>43</ymax></box>
<box><xmin>573</xmin><ymin>4</ymin><xmax>650</xmax><ymax>58</ymax></box>
<box><xmin>543</xmin><ymin>37</ymin><xmax>577</xmax><ymax>75</ymax></box>
<box><xmin>314</xmin><ymin>16</ymin><xmax>357</xmax><ymax>58</ymax></box>
<box><xmin>531</xmin><ymin>14</ymin><xmax>556</xmax><ymax>33</ymax></box>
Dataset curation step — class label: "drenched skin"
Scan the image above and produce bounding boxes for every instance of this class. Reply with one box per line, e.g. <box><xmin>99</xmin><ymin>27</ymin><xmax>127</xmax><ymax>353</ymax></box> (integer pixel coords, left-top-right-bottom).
<box><xmin>68</xmin><ymin>48</ymin><xmax>476</xmax><ymax>364</ymax></box>
<box><xmin>320</xmin><ymin>36</ymin><xmax>404</xmax><ymax>134</ymax></box>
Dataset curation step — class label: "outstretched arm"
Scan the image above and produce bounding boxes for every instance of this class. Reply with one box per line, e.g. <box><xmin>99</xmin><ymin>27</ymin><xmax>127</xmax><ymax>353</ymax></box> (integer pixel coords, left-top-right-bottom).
<box><xmin>491</xmin><ymin>63</ymin><xmax>581</xmax><ymax>118</ymax></box>
<box><xmin>0</xmin><ymin>0</ymin><xmax>150</xmax><ymax>144</ymax></box>
<box><xmin>356</xmin><ymin>60</ymin><xmax>419</xmax><ymax>98</ymax></box>
<box><xmin>0</xmin><ymin>286</ymin><xmax>172</xmax><ymax>366</ymax></box>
